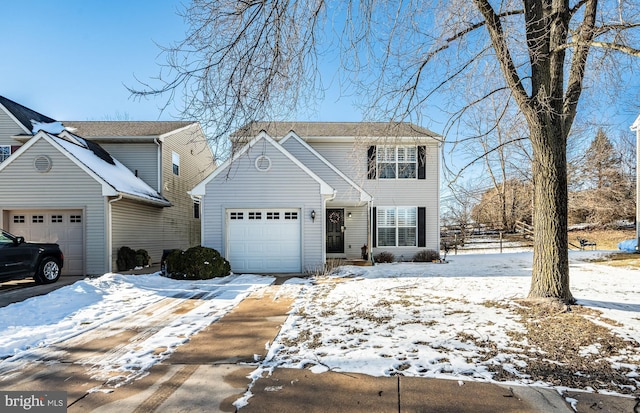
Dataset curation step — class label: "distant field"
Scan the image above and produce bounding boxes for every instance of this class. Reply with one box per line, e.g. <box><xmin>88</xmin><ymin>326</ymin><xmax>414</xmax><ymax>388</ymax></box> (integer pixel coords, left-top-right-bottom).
<box><xmin>568</xmin><ymin>228</ymin><xmax>635</xmax><ymax>251</ymax></box>
<box><xmin>568</xmin><ymin>228</ymin><xmax>640</xmax><ymax>268</ymax></box>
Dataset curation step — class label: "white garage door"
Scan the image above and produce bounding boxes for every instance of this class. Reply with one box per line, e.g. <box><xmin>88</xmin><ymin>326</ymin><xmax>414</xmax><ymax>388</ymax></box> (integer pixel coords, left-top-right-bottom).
<box><xmin>8</xmin><ymin>210</ymin><xmax>84</xmax><ymax>275</ymax></box>
<box><xmin>227</xmin><ymin>208</ymin><xmax>301</xmax><ymax>273</ymax></box>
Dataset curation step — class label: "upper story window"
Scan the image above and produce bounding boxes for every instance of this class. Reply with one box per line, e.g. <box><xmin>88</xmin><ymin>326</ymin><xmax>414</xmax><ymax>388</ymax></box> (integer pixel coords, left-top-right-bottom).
<box><xmin>172</xmin><ymin>151</ymin><xmax>180</xmax><ymax>176</ymax></box>
<box><xmin>369</xmin><ymin>145</ymin><xmax>426</xmax><ymax>180</ymax></box>
<box><xmin>0</xmin><ymin>146</ymin><xmax>10</xmax><ymax>163</ymax></box>
<box><xmin>377</xmin><ymin>146</ymin><xmax>417</xmax><ymax>179</ymax></box>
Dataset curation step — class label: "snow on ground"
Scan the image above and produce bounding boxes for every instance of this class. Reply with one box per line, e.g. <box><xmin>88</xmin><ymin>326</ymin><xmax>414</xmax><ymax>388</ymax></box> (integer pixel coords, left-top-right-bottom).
<box><xmin>0</xmin><ymin>272</ymin><xmax>275</xmax><ymax>379</ymax></box>
<box><xmin>262</xmin><ymin>250</ymin><xmax>640</xmax><ymax>394</ymax></box>
<box><xmin>0</xmin><ymin>250</ymin><xmax>638</xmax><ymax>397</ymax></box>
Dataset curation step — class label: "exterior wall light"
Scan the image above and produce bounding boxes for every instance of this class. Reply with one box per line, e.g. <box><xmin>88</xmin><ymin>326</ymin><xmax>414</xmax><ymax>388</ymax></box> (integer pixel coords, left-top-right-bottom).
<box><xmin>311</xmin><ymin>210</ymin><xmax>316</xmax><ymax>222</ymax></box>
<box><xmin>347</xmin><ymin>212</ymin><xmax>352</xmax><ymax>218</ymax></box>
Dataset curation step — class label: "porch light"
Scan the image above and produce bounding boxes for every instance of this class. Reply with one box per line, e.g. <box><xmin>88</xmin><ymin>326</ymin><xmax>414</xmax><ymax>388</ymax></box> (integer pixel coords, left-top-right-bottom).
<box><xmin>311</xmin><ymin>210</ymin><xmax>316</xmax><ymax>222</ymax></box>
<box><xmin>348</xmin><ymin>212</ymin><xmax>352</xmax><ymax>218</ymax></box>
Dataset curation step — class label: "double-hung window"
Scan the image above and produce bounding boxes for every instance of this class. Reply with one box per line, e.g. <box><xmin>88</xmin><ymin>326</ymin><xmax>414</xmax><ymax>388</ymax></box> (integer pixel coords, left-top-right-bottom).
<box><xmin>377</xmin><ymin>146</ymin><xmax>417</xmax><ymax>179</ymax></box>
<box><xmin>0</xmin><ymin>146</ymin><xmax>10</xmax><ymax>163</ymax></box>
<box><xmin>377</xmin><ymin>207</ymin><xmax>417</xmax><ymax>247</ymax></box>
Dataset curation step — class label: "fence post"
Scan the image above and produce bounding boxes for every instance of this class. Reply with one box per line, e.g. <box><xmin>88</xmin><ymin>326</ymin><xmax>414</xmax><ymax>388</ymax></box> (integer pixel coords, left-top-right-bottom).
<box><xmin>500</xmin><ymin>232</ymin><xmax>503</xmax><ymax>253</ymax></box>
<box><xmin>454</xmin><ymin>234</ymin><xmax>458</xmax><ymax>255</ymax></box>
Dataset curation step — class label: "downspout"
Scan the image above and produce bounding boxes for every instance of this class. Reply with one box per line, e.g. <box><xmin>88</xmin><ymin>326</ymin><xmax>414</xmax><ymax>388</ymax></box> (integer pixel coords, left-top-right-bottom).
<box><xmin>154</xmin><ymin>138</ymin><xmax>162</xmax><ymax>193</ymax></box>
<box><xmin>107</xmin><ymin>195</ymin><xmax>123</xmax><ymax>273</ymax></box>
<box><xmin>189</xmin><ymin>193</ymin><xmax>203</xmax><ymax>247</ymax></box>
<box><xmin>368</xmin><ymin>198</ymin><xmax>374</xmax><ymax>265</ymax></box>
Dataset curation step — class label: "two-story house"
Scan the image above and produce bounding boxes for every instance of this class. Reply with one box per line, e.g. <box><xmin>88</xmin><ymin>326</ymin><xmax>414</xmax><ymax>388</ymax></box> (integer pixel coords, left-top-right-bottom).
<box><xmin>0</xmin><ymin>96</ymin><xmax>215</xmax><ymax>275</ymax></box>
<box><xmin>190</xmin><ymin>122</ymin><xmax>442</xmax><ymax>273</ymax></box>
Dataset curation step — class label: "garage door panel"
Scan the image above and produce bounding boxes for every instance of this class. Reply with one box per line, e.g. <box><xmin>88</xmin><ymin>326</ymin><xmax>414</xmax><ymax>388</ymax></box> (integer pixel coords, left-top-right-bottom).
<box><xmin>8</xmin><ymin>210</ymin><xmax>84</xmax><ymax>276</ymax></box>
<box><xmin>227</xmin><ymin>208</ymin><xmax>301</xmax><ymax>273</ymax></box>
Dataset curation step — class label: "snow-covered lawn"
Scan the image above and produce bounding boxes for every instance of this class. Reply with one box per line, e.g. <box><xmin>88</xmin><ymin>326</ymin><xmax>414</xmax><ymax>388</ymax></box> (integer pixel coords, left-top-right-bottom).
<box><xmin>0</xmin><ymin>250</ymin><xmax>638</xmax><ymax>397</ymax></box>
<box><xmin>267</xmin><ymin>251</ymin><xmax>640</xmax><ymax>396</ymax></box>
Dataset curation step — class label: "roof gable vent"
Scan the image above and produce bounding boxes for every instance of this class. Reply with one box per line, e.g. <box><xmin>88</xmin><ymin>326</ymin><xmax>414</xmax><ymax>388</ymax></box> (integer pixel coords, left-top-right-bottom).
<box><xmin>255</xmin><ymin>155</ymin><xmax>271</xmax><ymax>172</ymax></box>
<box><xmin>34</xmin><ymin>155</ymin><xmax>52</xmax><ymax>173</ymax></box>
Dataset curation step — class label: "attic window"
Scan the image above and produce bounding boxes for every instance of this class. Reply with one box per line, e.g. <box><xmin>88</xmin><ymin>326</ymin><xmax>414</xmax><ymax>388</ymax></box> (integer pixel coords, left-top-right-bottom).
<box><xmin>255</xmin><ymin>155</ymin><xmax>271</xmax><ymax>172</ymax></box>
<box><xmin>34</xmin><ymin>155</ymin><xmax>52</xmax><ymax>173</ymax></box>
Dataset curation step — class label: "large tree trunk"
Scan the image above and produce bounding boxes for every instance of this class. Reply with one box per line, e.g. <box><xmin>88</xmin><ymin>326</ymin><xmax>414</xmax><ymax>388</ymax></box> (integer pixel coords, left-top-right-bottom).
<box><xmin>527</xmin><ymin>122</ymin><xmax>574</xmax><ymax>303</ymax></box>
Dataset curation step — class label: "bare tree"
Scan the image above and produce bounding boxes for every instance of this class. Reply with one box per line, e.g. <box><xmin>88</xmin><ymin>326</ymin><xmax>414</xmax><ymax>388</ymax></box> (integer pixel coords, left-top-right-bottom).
<box><xmin>472</xmin><ymin>179</ymin><xmax>533</xmax><ymax>230</ymax></box>
<box><xmin>569</xmin><ymin>129</ymin><xmax>635</xmax><ymax>225</ymax></box>
<box><xmin>131</xmin><ymin>0</ymin><xmax>640</xmax><ymax>304</ymax></box>
<box><xmin>457</xmin><ymin>95</ymin><xmax>531</xmax><ymax>230</ymax></box>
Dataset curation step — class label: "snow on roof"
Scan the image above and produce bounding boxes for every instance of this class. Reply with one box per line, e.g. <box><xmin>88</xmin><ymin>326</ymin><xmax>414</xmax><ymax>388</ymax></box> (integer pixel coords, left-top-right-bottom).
<box><xmin>46</xmin><ymin>132</ymin><xmax>170</xmax><ymax>206</ymax></box>
<box><xmin>31</xmin><ymin>120</ymin><xmax>65</xmax><ymax>135</ymax></box>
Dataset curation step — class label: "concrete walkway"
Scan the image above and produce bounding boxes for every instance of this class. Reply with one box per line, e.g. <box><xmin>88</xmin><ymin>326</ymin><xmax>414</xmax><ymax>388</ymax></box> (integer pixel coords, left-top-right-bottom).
<box><xmin>1</xmin><ymin>282</ymin><xmax>637</xmax><ymax>412</ymax></box>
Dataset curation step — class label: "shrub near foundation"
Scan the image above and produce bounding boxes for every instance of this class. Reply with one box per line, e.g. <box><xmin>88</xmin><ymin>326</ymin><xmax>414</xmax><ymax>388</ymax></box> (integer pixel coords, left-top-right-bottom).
<box><xmin>374</xmin><ymin>251</ymin><xmax>395</xmax><ymax>263</ymax></box>
<box><xmin>412</xmin><ymin>249</ymin><xmax>440</xmax><ymax>262</ymax></box>
<box><xmin>165</xmin><ymin>246</ymin><xmax>231</xmax><ymax>280</ymax></box>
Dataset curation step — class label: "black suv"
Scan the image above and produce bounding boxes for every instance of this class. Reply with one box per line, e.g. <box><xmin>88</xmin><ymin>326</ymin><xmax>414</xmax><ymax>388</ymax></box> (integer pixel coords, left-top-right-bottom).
<box><xmin>0</xmin><ymin>229</ymin><xmax>64</xmax><ymax>284</ymax></box>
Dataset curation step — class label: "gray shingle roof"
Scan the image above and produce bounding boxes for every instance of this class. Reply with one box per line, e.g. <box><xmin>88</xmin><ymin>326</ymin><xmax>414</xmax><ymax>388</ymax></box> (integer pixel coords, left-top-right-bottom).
<box><xmin>231</xmin><ymin>121</ymin><xmax>440</xmax><ymax>139</ymax></box>
<box><xmin>62</xmin><ymin>121</ymin><xmax>195</xmax><ymax>137</ymax></box>
<box><xmin>0</xmin><ymin>96</ymin><xmax>56</xmax><ymax>133</ymax></box>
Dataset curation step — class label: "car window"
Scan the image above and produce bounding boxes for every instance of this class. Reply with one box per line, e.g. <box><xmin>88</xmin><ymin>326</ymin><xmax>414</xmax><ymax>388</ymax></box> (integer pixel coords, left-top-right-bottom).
<box><xmin>0</xmin><ymin>231</ymin><xmax>15</xmax><ymax>246</ymax></box>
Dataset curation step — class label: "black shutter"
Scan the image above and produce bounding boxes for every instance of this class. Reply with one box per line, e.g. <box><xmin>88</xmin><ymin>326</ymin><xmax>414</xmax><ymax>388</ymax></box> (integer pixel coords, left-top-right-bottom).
<box><xmin>417</xmin><ymin>207</ymin><xmax>426</xmax><ymax>247</ymax></box>
<box><xmin>367</xmin><ymin>146</ymin><xmax>376</xmax><ymax>179</ymax></box>
<box><xmin>372</xmin><ymin>207</ymin><xmax>377</xmax><ymax>247</ymax></box>
<box><xmin>418</xmin><ymin>146</ymin><xmax>426</xmax><ymax>180</ymax></box>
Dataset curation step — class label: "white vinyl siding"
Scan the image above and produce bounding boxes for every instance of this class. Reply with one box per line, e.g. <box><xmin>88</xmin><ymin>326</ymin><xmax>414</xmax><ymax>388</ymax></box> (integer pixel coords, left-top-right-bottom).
<box><xmin>201</xmin><ymin>141</ymin><xmax>324</xmax><ymax>272</ymax></box>
<box><xmin>282</xmin><ymin>137</ymin><xmax>364</xmax><ymax>203</ymax></box>
<box><xmin>0</xmin><ymin>139</ymin><xmax>108</xmax><ymax>275</ymax></box>
<box><xmin>309</xmin><ymin>139</ymin><xmax>440</xmax><ymax>256</ymax></box>
<box><xmin>111</xmin><ymin>199</ymin><xmax>164</xmax><ymax>269</ymax></box>
<box><xmin>0</xmin><ymin>109</ymin><xmax>27</xmax><ymax>147</ymax></box>
<box><xmin>99</xmin><ymin>142</ymin><xmax>159</xmax><ymax>191</ymax></box>
<box><xmin>339</xmin><ymin>207</ymin><xmax>368</xmax><ymax>260</ymax></box>
<box><xmin>162</xmin><ymin>125</ymin><xmax>215</xmax><ymax>248</ymax></box>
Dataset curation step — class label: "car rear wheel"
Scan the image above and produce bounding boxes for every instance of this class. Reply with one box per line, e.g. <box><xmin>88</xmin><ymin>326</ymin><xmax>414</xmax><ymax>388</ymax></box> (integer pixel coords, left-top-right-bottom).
<box><xmin>35</xmin><ymin>257</ymin><xmax>61</xmax><ymax>284</ymax></box>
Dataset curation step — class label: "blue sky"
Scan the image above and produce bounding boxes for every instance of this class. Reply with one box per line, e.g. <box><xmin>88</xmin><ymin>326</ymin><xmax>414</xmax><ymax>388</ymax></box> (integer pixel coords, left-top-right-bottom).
<box><xmin>1</xmin><ymin>1</ymin><xmax>637</xmax><ymax>177</ymax></box>
<box><xmin>0</xmin><ymin>1</ymin><xmax>362</xmax><ymax>124</ymax></box>
<box><xmin>0</xmin><ymin>1</ymin><xmax>187</xmax><ymax>121</ymax></box>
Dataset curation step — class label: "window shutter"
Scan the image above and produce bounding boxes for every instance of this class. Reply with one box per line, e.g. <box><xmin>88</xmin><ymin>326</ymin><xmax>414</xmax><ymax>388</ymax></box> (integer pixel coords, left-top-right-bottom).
<box><xmin>418</xmin><ymin>146</ymin><xmax>426</xmax><ymax>180</ymax></box>
<box><xmin>418</xmin><ymin>207</ymin><xmax>426</xmax><ymax>247</ymax></box>
<box><xmin>367</xmin><ymin>146</ymin><xmax>376</xmax><ymax>179</ymax></box>
<box><xmin>372</xmin><ymin>207</ymin><xmax>377</xmax><ymax>247</ymax></box>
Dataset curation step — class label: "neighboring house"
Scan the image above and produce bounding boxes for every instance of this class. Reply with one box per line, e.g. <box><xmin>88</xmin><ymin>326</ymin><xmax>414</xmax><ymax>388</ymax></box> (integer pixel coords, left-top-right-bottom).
<box><xmin>190</xmin><ymin>122</ymin><xmax>442</xmax><ymax>274</ymax></box>
<box><xmin>0</xmin><ymin>96</ymin><xmax>215</xmax><ymax>275</ymax></box>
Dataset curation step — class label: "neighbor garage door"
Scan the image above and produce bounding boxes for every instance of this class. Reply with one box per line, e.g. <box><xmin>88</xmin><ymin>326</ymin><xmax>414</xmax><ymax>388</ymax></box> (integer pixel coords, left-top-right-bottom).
<box><xmin>8</xmin><ymin>210</ymin><xmax>84</xmax><ymax>275</ymax></box>
<box><xmin>227</xmin><ymin>208</ymin><xmax>301</xmax><ymax>273</ymax></box>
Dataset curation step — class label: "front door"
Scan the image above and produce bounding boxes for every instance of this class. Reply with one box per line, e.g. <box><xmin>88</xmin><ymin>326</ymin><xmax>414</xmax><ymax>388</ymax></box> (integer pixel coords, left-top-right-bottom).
<box><xmin>326</xmin><ymin>209</ymin><xmax>344</xmax><ymax>254</ymax></box>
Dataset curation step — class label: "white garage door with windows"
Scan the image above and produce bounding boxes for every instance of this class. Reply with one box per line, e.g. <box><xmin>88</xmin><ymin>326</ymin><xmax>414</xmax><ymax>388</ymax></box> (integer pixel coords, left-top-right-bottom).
<box><xmin>227</xmin><ymin>208</ymin><xmax>301</xmax><ymax>273</ymax></box>
<box><xmin>8</xmin><ymin>210</ymin><xmax>84</xmax><ymax>275</ymax></box>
